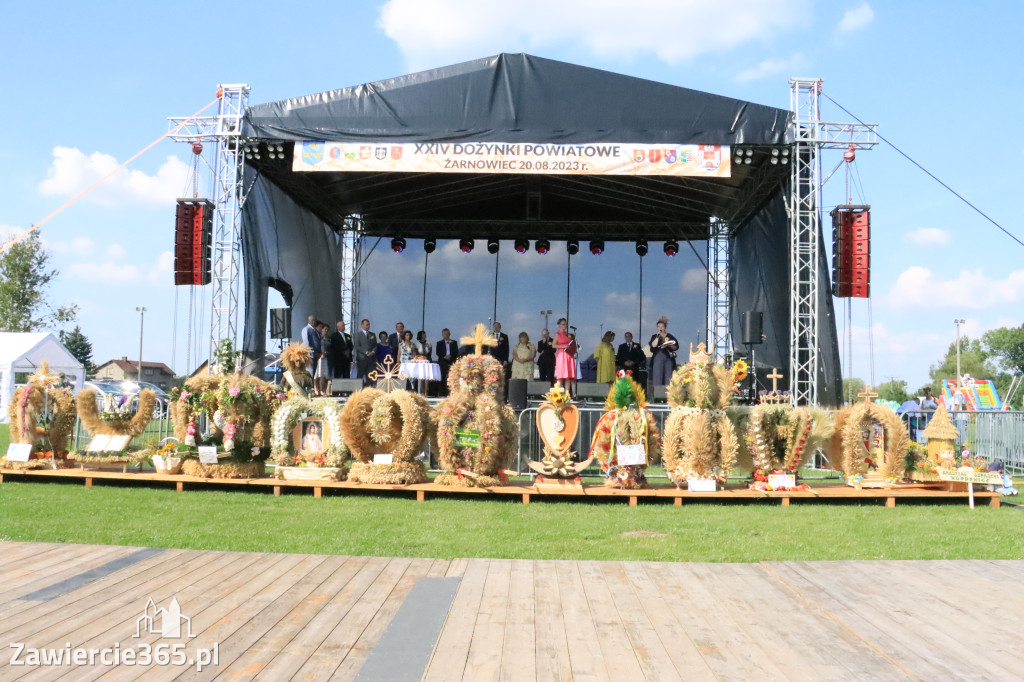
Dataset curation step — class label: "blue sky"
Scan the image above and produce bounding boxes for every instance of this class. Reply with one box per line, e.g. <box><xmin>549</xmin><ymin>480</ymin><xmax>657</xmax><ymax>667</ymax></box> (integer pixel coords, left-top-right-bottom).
<box><xmin>2</xmin><ymin>1</ymin><xmax>1021</xmax><ymax>391</ymax></box>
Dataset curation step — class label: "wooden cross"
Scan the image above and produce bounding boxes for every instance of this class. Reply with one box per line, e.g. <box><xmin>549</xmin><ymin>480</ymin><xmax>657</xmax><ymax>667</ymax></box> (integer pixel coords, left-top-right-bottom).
<box><xmin>460</xmin><ymin>323</ymin><xmax>498</xmax><ymax>356</ymax></box>
<box><xmin>766</xmin><ymin>368</ymin><xmax>783</xmax><ymax>393</ymax></box>
<box><xmin>857</xmin><ymin>384</ymin><xmax>879</xmax><ymax>404</ymax></box>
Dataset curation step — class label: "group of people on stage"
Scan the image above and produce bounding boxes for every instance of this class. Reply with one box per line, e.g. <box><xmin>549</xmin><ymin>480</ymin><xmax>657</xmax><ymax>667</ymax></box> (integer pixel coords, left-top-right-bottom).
<box><xmin>300</xmin><ymin>314</ymin><xmax>683</xmax><ymax>397</ymax></box>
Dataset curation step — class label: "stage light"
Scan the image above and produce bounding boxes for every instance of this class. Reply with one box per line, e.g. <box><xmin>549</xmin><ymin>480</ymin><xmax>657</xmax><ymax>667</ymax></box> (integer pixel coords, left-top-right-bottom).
<box><xmin>567</xmin><ymin>240</ymin><xmax>579</xmax><ymax>255</ymax></box>
<box><xmin>664</xmin><ymin>240</ymin><xmax>679</xmax><ymax>257</ymax></box>
<box><xmin>535</xmin><ymin>240</ymin><xmax>550</xmax><ymax>255</ymax></box>
<box><xmin>635</xmin><ymin>240</ymin><xmax>648</xmax><ymax>257</ymax></box>
<box><xmin>423</xmin><ymin>238</ymin><xmax>436</xmax><ymax>254</ymax></box>
<box><xmin>459</xmin><ymin>238</ymin><xmax>474</xmax><ymax>253</ymax></box>
<box><xmin>391</xmin><ymin>237</ymin><xmax>406</xmax><ymax>253</ymax></box>
<box><xmin>514</xmin><ymin>239</ymin><xmax>529</xmax><ymax>253</ymax></box>
<box><xmin>771</xmin><ymin>148</ymin><xmax>780</xmax><ymax>157</ymax></box>
<box><xmin>487</xmin><ymin>239</ymin><xmax>500</xmax><ymax>254</ymax></box>
<box><xmin>744</xmin><ymin>148</ymin><xmax>753</xmax><ymax>157</ymax></box>
<box><xmin>589</xmin><ymin>240</ymin><xmax>604</xmax><ymax>255</ymax></box>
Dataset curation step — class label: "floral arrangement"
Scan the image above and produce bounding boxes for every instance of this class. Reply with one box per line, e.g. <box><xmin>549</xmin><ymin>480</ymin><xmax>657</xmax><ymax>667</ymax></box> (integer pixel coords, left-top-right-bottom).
<box><xmin>543</xmin><ymin>385</ymin><xmax>570</xmax><ymax>421</ymax></box>
<box><xmin>745</xmin><ymin>405</ymin><xmax>833</xmax><ymax>491</ymax></box>
<box><xmin>213</xmin><ymin>338</ymin><xmax>238</xmax><ymax>374</ymax></box>
<box><xmin>341</xmin><ymin>387</ymin><xmax>432</xmax><ymax>484</ymax></box>
<box><xmin>270</xmin><ymin>396</ymin><xmax>348</xmax><ymax>477</ymax></box>
<box><xmin>836</xmin><ymin>401</ymin><xmax>909</xmax><ymax>483</ymax></box>
<box><xmin>661</xmin><ymin>344</ymin><xmax>739</xmax><ymax>488</ymax></box>
<box><xmin>77</xmin><ymin>388</ymin><xmax>156</xmax><ymax>439</ymax></box>
<box><xmin>434</xmin><ymin>354</ymin><xmax>518</xmax><ymax>487</ymax></box>
<box><xmin>588</xmin><ymin>372</ymin><xmax>662</xmax><ymax>489</ymax></box>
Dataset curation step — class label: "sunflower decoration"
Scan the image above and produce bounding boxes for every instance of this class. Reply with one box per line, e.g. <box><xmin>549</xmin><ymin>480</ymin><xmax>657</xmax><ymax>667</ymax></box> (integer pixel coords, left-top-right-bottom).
<box><xmin>731</xmin><ymin>358</ymin><xmax>749</xmax><ymax>392</ymax></box>
<box><xmin>587</xmin><ymin>370</ymin><xmax>662</xmax><ymax>489</ymax></box>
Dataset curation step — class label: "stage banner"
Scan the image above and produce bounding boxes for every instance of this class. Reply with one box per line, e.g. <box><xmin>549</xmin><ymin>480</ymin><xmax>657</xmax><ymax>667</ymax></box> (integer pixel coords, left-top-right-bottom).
<box><xmin>292</xmin><ymin>141</ymin><xmax>730</xmax><ymax>178</ymax></box>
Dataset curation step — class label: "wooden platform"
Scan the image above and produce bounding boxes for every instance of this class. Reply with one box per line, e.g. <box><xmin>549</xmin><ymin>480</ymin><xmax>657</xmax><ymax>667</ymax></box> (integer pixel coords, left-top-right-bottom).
<box><xmin>0</xmin><ymin>467</ymin><xmax>1001</xmax><ymax>507</ymax></box>
<box><xmin>0</xmin><ymin>541</ymin><xmax>1021</xmax><ymax>680</ymax></box>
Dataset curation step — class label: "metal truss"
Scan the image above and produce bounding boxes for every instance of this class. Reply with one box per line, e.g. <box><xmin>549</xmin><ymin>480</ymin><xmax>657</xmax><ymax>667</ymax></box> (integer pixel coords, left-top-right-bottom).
<box><xmin>706</xmin><ymin>219</ymin><xmax>731</xmax><ymax>363</ymax></box>
<box><xmin>788</xmin><ymin>79</ymin><xmax>876</xmax><ymax>405</ymax></box>
<box><xmin>339</xmin><ymin>217</ymin><xmax>362</xmax><ymax>330</ymax></box>
<box><xmin>169</xmin><ymin>85</ymin><xmax>249</xmax><ymax>373</ymax></box>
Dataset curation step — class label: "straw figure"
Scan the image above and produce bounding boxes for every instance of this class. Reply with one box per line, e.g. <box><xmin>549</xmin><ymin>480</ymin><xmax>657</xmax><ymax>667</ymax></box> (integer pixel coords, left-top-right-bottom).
<box><xmin>661</xmin><ymin>343</ymin><xmax>739</xmax><ymax>489</ymax></box>
<box><xmin>341</xmin><ymin>387</ymin><xmax>433</xmax><ymax>484</ymax></box>
<box><xmin>830</xmin><ymin>387</ymin><xmax>909</xmax><ymax>486</ymax></box>
<box><xmin>77</xmin><ymin>388</ymin><xmax>157</xmax><ymax>439</ymax></box>
<box><xmin>280</xmin><ymin>342</ymin><xmax>314</xmax><ymax>397</ymax></box>
<box><xmin>434</xmin><ymin>326</ymin><xmax>518</xmax><ymax>487</ymax></box>
<box><xmin>4</xmin><ymin>360</ymin><xmax>76</xmax><ymax>465</ymax></box>
<box><xmin>744</xmin><ymin>404</ymin><xmax>833</xmax><ymax>489</ymax></box>
<box><xmin>588</xmin><ymin>371</ymin><xmax>662</xmax><ymax>489</ymax></box>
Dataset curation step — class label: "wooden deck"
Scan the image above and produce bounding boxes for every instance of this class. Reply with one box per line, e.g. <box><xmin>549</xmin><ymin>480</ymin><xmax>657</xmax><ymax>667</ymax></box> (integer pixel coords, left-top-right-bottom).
<box><xmin>0</xmin><ymin>468</ymin><xmax>1001</xmax><ymax>507</ymax></box>
<box><xmin>0</xmin><ymin>542</ymin><xmax>1020</xmax><ymax>680</ymax></box>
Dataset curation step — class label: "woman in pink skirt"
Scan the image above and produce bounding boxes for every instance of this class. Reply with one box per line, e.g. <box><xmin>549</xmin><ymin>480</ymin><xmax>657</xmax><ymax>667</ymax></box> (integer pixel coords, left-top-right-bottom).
<box><xmin>554</xmin><ymin>318</ymin><xmax>578</xmax><ymax>395</ymax></box>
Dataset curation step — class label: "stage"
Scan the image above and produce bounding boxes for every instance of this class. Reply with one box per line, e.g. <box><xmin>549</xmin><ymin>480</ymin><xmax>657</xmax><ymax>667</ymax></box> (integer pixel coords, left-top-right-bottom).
<box><xmin>0</xmin><ymin>467</ymin><xmax>999</xmax><ymax>507</ymax></box>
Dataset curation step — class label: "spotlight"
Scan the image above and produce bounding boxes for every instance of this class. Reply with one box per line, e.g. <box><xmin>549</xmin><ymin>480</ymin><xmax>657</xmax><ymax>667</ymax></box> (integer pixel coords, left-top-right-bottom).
<box><xmin>535</xmin><ymin>239</ymin><xmax>550</xmax><ymax>255</ymax></box>
<box><xmin>635</xmin><ymin>240</ymin><xmax>648</xmax><ymax>257</ymax></box>
<box><xmin>663</xmin><ymin>240</ymin><xmax>679</xmax><ymax>257</ymax></box>
<box><xmin>459</xmin><ymin>238</ymin><xmax>474</xmax><ymax>253</ymax></box>
<box><xmin>391</xmin><ymin>237</ymin><xmax>406</xmax><ymax>253</ymax></box>
<box><xmin>514</xmin><ymin>239</ymin><xmax>529</xmax><ymax>253</ymax></box>
<box><xmin>487</xmin><ymin>239</ymin><xmax>500</xmax><ymax>254</ymax></box>
<box><xmin>744</xmin><ymin>148</ymin><xmax>753</xmax><ymax>157</ymax></box>
<box><xmin>770</xmin><ymin>157</ymin><xmax>778</xmax><ymax>165</ymax></box>
<box><xmin>423</xmin><ymin>238</ymin><xmax>436</xmax><ymax>254</ymax></box>
<box><xmin>771</xmin><ymin>148</ymin><xmax>780</xmax><ymax>157</ymax></box>
<box><xmin>589</xmin><ymin>240</ymin><xmax>604</xmax><ymax>255</ymax></box>
<box><xmin>567</xmin><ymin>240</ymin><xmax>579</xmax><ymax>255</ymax></box>
<box><xmin>781</xmin><ymin>147</ymin><xmax>790</xmax><ymax>157</ymax></box>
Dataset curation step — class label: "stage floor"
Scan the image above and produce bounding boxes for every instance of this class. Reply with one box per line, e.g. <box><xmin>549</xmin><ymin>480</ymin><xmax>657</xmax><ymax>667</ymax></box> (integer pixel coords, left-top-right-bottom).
<box><xmin>0</xmin><ymin>541</ymin><xmax>1020</xmax><ymax>680</ymax></box>
<box><xmin>0</xmin><ymin>467</ymin><xmax>1001</xmax><ymax>507</ymax></box>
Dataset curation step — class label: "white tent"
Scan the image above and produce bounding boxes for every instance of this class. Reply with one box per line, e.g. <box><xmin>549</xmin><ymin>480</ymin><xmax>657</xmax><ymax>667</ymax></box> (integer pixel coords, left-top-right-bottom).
<box><xmin>0</xmin><ymin>332</ymin><xmax>85</xmax><ymax>424</ymax></box>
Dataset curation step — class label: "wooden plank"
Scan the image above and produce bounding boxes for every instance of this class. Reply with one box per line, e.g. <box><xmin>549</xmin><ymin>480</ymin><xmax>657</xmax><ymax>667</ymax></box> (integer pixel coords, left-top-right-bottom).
<box><xmin>0</xmin><ymin>544</ymin><xmax>124</xmax><ymax>594</ymax></box>
<box><xmin>885</xmin><ymin>496</ymin><xmax>895</xmax><ymax>508</ymax></box>
<box><xmin>425</xmin><ymin>558</ymin><xmax>451</xmax><ymax>578</ymax></box>
<box><xmin>781</xmin><ymin>496</ymin><xmax>790</xmax><ymax>507</ymax></box>
<box><xmin>273</xmin><ymin>486</ymin><xmax>280</xmax><ymax>497</ymax></box>
<box><xmin>0</xmin><ymin>545</ymin><xmax>136</xmax><ymax>607</ymax></box>
<box><xmin>84</xmin><ymin>477</ymin><xmax>92</xmax><ymax>487</ymax></box>
<box><xmin>445</xmin><ymin>558</ymin><xmax>468</xmax><ymax>578</ymax></box>
<box><xmin>628</xmin><ymin>496</ymin><xmax>637</xmax><ymax>507</ymax></box>
<box><xmin>645</xmin><ymin>562</ymin><xmax>786</xmax><ymax>680</ymax></box>
<box><xmin>210</xmin><ymin>556</ymin><xmax>371</xmax><ymax>681</ymax></box>
<box><xmin>593</xmin><ymin>562</ymin><xmax>684</xmax><ymax>682</ymax></box>
<box><xmin>163</xmin><ymin>555</ymin><xmax>348</xmax><ymax>682</ymax></box>
<box><xmin>618</xmin><ymin>562</ymin><xmax>716</xmax><ymax>681</ymax></box>
<box><xmin>254</xmin><ymin>556</ymin><xmax>392</xmax><ymax>680</ymax></box>
<box><xmin>176</xmin><ymin>481</ymin><xmax>184</xmax><ymax>492</ymax></box>
<box><xmin>328</xmin><ymin>557</ymin><xmax>434</xmax><ymax>680</ymax></box>
<box><xmin>417</xmin><ymin>490</ymin><xmax>425</xmax><ymax>502</ymax></box>
<box><xmin>295</xmin><ymin>556</ymin><xmax>415</xmax><ymax>679</ymax></box>
<box><xmin>422</xmin><ymin>558</ymin><xmax>489</xmax><ymax>682</ymax></box>
<box><xmin>498</xmin><ymin>559</ymin><xmax>535</xmax><ymax>682</ymax></box>
<box><xmin>673</xmin><ymin>497</ymin><xmax>681</xmax><ymax>506</ymax></box>
<box><xmin>313</xmin><ymin>487</ymin><xmax>322</xmax><ymax>498</ymax></box>
<box><xmin>554</xmin><ymin>561</ymin><xmax>610</xmax><ymax>682</ymax></box>
<box><xmin>462</xmin><ymin>558</ymin><xmax>512</xmax><ymax>682</ymax></box>
<box><xmin>531</xmin><ymin>560</ymin><xmax>572</xmax><ymax>682</ymax></box>
<box><xmin>573</xmin><ymin>561</ymin><xmax>646</xmax><ymax>681</ymax></box>
<box><xmin>521</xmin><ymin>493</ymin><xmax>530</xmax><ymax>505</ymax></box>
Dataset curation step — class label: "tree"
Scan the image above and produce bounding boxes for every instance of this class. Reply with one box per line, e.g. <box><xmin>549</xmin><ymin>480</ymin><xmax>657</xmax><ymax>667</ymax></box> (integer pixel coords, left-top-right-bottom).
<box><xmin>60</xmin><ymin>326</ymin><xmax>95</xmax><ymax>378</ymax></box>
<box><xmin>841</xmin><ymin>376</ymin><xmax>866</xmax><ymax>405</ymax></box>
<box><xmin>927</xmin><ymin>337</ymin><xmax>999</xmax><ymax>391</ymax></box>
<box><xmin>0</xmin><ymin>233</ymin><xmax>77</xmax><ymax>332</ymax></box>
<box><xmin>875</xmin><ymin>379</ymin><xmax>910</xmax><ymax>403</ymax></box>
<box><xmin>982</xmin><ymin>325</ymin><xmax>1024</xmax><ymax>376</ymax></box>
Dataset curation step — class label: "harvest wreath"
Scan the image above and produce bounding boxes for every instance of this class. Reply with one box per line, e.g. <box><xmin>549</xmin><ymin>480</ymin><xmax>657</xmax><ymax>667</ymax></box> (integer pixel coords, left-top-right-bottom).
<box><xmin>69</xmin><ymin>388</ymin><xmax>156</xmax><ymax>467</ymax></box>
<box><xmin>271</xmin><ymin>396</ymin><xmax>348</xmax><ymax>481</ymax></box>
<box><xmin>836</xmin><ymin>400</ymin><xmax>908</xmax><ymax>485</ymax></box>
<box><xmin>341</xmin><ymin>388</ymin><xmax>431</xmax><ymax>485</ymax></box>
<box><xmin>745</xmin><ymin>405</ymin><xmax>833</xmax><ymax>491</ymax></box>
<box><xmin>2</xmin><ymin>363</ymin><xmax>76</xmax><ymax>469</ymax></box>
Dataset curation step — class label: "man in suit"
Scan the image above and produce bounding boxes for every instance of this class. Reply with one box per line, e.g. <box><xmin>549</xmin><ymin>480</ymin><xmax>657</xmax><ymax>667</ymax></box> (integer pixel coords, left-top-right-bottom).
<box><xmin>300</xmin><ymin>315</ymin><xmax>322</xmax><ymax>375</ymax></box>
<box><xmin>616</xmin><ymin>332</ymin><xmax>645</xmax><ymax>374</ymax></box>
<box><xmin>490</xmin><ymin>321</ymin><xmax>510</xmax><ymax>364</ymax></box>
<box><xmin>435</xmin><ymin>327</ymin><xmax>458</xmax><ymax>394</ymax></box>
<box><xmin>327</xmin><ymin>320</ymin><xmax>353</xmax><ymax>382</ymax></box>
<box><xmin>353</xmin><ymin>318</ymin><xmax>377</xmax><ymax>384</ymax></box>
<box><xmin>388</xmin><ymin>321</ymin><xmax>405</xmax><ymax>351</ymax></box>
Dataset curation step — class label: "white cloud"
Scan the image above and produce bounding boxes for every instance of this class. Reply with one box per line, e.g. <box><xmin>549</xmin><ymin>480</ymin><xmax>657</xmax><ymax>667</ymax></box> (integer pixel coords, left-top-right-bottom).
<box><xmin>380</xmin><ymin>0</ymin><xmax>810</xmax><ymax>70</ymax></box>
<box><xmin>47</xmin><ymin>236</ymin><xmax>96</xmax><ymax>255</ymax></box>
<box><xmin>66</xmin><ymin>250</ymin><xmax>174</xmax><ymax>286</ymax></box>
<box><xmin>735</xmin><ymin>54</ymin><xmax>805</xmax><ymax>83</ymax></box>
<box><xmin>38</xmin><ymin>147</ymin><xmax>188</xmax><ymax>206</ymax></box>
<box><xmin>837</xmin><ymin>2</ymin><xmax>874</xmax><ymax>33</ymax></box>
<box><xmin>107</xmin><ymin>244</ymin><xmax>127</xmax><ymax>259</ymax></box>
<box><xmin>903</xmin><ymin>227</ymin><xmax>950</xmax><ymax>246</ymax></box>
<box><xmin>680</xmin><ymin>267</ymin><xmax>707</xmax><ymax>293</ymax></box>
<box><xmin>886</xmin><ymin>266</ymin><xmax>1024</xmax><ymax>310</ymax></box>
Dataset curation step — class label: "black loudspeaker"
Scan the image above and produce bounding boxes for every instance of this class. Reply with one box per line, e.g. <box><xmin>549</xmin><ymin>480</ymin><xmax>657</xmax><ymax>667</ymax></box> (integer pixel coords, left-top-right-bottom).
<box><xmin>741</xmin><ymin>311</ymin><xmax>763</xmax><ymax>345</ymax></box>
<box><xmin>508</xmin><ymin>379</ymin><xmax>528</xmax><ymax>410</ymax></box>
<box><xmin>270</xmin><ymin>308</ymin><xmax>291</xmax><ymax>340</ymax></box>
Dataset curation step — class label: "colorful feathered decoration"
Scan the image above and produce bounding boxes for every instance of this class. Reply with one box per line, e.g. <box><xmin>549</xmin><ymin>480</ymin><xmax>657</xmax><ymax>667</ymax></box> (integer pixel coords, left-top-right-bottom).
<box><xmin>588</xmin><ymin>371</ymin><xmax>662</xmax><ymax>489</ymax></box>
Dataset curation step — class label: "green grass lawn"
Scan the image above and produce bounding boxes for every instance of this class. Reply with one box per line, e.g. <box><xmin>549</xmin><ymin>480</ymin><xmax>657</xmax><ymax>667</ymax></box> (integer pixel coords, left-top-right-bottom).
<box><xmin>1</xmin><ymin>481</ymin><xmax>1021</xmax><ymax>562</ymax></box>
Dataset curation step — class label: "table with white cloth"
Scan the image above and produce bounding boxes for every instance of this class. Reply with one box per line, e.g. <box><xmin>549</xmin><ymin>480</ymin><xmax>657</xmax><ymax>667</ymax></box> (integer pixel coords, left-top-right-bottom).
<box><xmin>403</xmin><ymin>360</ymin><xmax>441</xmax><ymax>394</ymax></box>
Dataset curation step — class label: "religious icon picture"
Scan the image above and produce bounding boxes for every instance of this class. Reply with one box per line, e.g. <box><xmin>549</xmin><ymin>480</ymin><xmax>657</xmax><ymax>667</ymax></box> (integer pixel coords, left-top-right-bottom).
<box><xmin>298</xmin><ymin>418</ymin><xmax>325</xmax><ymax>453</ymax></box>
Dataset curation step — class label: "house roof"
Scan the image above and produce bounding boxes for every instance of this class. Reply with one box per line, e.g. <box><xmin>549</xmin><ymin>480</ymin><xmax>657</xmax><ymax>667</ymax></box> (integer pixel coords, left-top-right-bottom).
<box><xmin>96</xmin><ymin>357</ymin><xmax>176</xmax><ymax>375</ymax></box>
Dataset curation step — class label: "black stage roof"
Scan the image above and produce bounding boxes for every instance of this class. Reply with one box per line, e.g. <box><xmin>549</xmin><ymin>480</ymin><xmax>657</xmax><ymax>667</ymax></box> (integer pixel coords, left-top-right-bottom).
<box><xmin>241</xmin><ymin>53</ymin><xmax>793</xmax><ymax>241</ymax></box>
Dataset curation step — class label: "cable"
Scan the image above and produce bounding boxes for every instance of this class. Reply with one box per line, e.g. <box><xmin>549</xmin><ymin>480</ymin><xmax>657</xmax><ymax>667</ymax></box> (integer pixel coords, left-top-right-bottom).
<box><xmin>0</xmin><ymin>96</ymin><xmax>221</xmax><ymax>255</ymax></box>
<box><xmin>822</xmin><ymin>92</ymin><xmax>1024</xmax><ymax>249</ymax></box>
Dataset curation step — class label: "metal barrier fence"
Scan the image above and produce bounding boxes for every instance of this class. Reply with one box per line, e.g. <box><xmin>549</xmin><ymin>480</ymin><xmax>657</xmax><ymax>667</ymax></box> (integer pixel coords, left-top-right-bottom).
<box><xmin>902</xmin><ymin>409</ymin><xmax>1024</xmax><ymax>474</ymax></box>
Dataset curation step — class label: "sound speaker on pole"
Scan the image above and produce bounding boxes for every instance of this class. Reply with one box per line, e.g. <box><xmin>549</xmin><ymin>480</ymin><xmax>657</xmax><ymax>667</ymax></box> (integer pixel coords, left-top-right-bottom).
<box><xmin>508</xmin><ymin>379</ymin><xmax>528</xmax><ymax>410</ymax></box>
<box><xmin>741</xmin><ymin>311</ymin><xmax>763</xmax><ymax>345</ymax></box>
<box><xmin>270</xmin><ymin>308</ymin><xmax>291</xmax><ymax>340</ymax></box>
